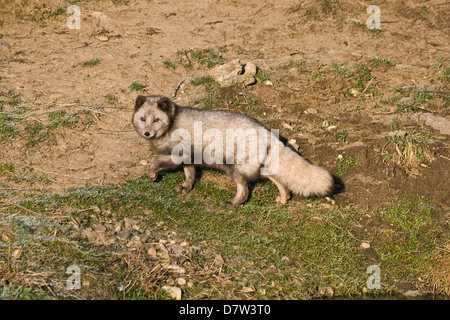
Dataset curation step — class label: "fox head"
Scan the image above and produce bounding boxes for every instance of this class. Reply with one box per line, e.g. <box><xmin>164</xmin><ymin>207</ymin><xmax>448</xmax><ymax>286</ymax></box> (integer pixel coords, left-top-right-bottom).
<box><xmin>132</xmin><ymin>95</ymin><xmax>176</xmax><ymax>139</ymax></box>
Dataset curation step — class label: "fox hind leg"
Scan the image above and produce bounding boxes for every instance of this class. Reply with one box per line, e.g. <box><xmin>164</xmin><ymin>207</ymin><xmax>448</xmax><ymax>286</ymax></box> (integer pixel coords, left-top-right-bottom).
<box><xmin>223</xmin><ymin>172</ymin><xmax>249</xmax><ymax>208</ymax></box>
<box><xmin>268</xmin><ymin>176</ymin><xmax>290</xmax><ymax>204</ymax></box>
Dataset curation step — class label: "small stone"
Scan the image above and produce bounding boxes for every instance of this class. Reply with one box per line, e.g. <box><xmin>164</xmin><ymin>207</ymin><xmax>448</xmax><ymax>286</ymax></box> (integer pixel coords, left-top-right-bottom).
<box><xmin>327</xmin><ymin>125</ymin><xmax>337</xmax><ymax>131</ymax></box>
<box><xmin>117</xmin><ymin>230</ymin><xmax>131</xmax><ymax>240</ymax></box>
<box><xmin>98</xmin><ymin>35</ymin><xmax>109</xmax><ymax>42</ymax></box>
<box><xmin>350</xmin><ymin>88</ymin><xmax>360</xmax><ymax>97</ymax></box>
<box><xmin>161</xmin><ymin>286</ymin><xmax>182</xmax><ymax>300</ymax></box>
<box><xmin>403</xmin><ymin>290</ymin><xmax>423</xmax><ymax>298</ymax></box>
<box><xmin>176</xmin><ymin>277</ymin><xmax>186</xmax><ymax>285</ymax></box>
<box><xmin>318</xmin><ymin>286</ymin><xmax>334</xmax><ymax>297</ymax></box>
<box><xmin>166</xmin><ymin>264</ymin><xmax>186</xmax><ymax>274</ymax></box>
<box><xmin>147</xmin><ymin>247</ymin><xmax>157</xmax><ymax>256</ymax></box>
<box><xmin>139</xmin><ymin>160</ymin><xmax>148</xmax><ymax>166</ymax></box>
<box><xmin>360</xmin><ymin>242</ymin><xmax>371</xmax><ymax>249</ymax></box>
<box><xmin>305</xmin><ymin>107</ymin><xmax>318</xmax><ymax>114</ymax></box>
<box><xmin>0</xmin><ymin>40</ymin><xmax>11</xmax><ymax>49</ymax></box>
<box><xmin>263</xmin><ymin>80</ymin><xmax>273</xmax><ymax>86</ymax></box>
<box><xmin>388</xmin><ymin>130</ymin><xmax>407</xmax><ymax>138</ymax></box>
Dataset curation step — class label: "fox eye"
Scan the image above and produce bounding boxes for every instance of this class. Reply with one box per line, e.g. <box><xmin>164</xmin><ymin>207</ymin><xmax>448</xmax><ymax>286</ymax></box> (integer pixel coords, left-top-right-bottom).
<box><xmin>140</xmin><ymin>117</ymin><xmax>146</xmax><ymax>122</ymax></box>
<box><xmin>153</xmin><ymin>118</ymin><xmax>159</xmax><ymax>123</ymax></box>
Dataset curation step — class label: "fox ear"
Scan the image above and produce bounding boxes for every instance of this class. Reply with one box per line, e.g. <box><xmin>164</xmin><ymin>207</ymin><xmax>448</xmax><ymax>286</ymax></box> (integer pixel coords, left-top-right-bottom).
<box><xmin>157</xmin><ymin>97</ymin><xmax>174</xmax><ymax>114</ymax></box>
<box><xmin>134</xmin><ymin>95</ymin><xmax>147</xmax><ymax>111</ymax></box>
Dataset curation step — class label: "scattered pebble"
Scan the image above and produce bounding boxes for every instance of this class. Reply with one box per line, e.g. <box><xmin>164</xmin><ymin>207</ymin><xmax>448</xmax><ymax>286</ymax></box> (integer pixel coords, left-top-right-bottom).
<box><xmin>360</xmin><ymin>242</ymin><xmax>371</xmax><ymax>249</ymax></box>
<box><xmin>304</xmin><ymin>107</ymin><xmax>318</xmax><ymax>114</ymax></box>
<box><xmin>161</xmin><ymin>286</ymin><xmax>182</xmax><ymax>300</ymax></box>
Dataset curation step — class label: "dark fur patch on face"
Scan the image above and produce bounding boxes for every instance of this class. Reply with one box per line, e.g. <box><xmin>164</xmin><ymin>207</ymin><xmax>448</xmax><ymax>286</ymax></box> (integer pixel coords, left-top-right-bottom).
<box><xmin>134</xmin><ymin>95</ymin><xmax>147</xmax><ymax>111</ymax></box>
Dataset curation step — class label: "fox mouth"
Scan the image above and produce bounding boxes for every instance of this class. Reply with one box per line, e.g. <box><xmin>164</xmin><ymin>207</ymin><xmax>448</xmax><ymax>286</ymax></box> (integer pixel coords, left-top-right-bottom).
<box><xmin>144</xmin><ymin>131</ymin><xmax>156</xmax><ymax>139</ymax></box>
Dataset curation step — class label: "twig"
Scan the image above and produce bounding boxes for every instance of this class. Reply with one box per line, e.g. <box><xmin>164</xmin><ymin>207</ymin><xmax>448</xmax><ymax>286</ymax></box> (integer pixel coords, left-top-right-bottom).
<box><xmin>361</xmin><ymin>77</ymin><xmax>374</xmax><ymax>95</ymax></box>
<box><xmin>0</xmin><ymin>200</ymin><xmax>41</xmax><ymax>216</ymax></box>
<box><xmin>184</xmin><ymin>50</ymin><xmax>192</xmax><ymax>67</ymax></box>
<box><xmin>440</xmin><ymin>155</ymin><xmax>450</xmax><ymax>161</ymax></box>
<box><xmin>172</xmin><ymin>80</ymin><xmax>185</xmax><ymax>99</ymax></box>
<box><xmin>286</xmin><ymin>84</ymin><xmax>302</xmax><ymax>91</ymax></box>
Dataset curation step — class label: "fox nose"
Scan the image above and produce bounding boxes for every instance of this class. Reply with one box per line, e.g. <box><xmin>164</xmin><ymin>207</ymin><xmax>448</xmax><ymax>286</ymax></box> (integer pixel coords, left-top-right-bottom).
<box><xmin>144</xmin><ymin>132</ymin><xmax>150</xmax><ymax>137</ymax></box>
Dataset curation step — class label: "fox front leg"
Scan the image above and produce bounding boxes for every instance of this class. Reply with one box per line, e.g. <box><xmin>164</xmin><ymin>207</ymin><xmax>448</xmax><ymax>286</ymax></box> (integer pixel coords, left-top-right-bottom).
<box><xmin>175</xmin><ymin>165</ymin><xmax>196</xmax><ymax>194</ymax></box>
<box><xmin>147</xmin><ymin>155</ymin><xmax>180</xmax><ymax>182</ymax></box>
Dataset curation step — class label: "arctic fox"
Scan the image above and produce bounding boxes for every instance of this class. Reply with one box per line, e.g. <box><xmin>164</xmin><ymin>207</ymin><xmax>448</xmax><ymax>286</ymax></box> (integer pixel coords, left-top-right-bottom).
<box><xmin>132</xmin><ymin>95</ymin><xmax>334</xmax><ymax>208</ymax></box>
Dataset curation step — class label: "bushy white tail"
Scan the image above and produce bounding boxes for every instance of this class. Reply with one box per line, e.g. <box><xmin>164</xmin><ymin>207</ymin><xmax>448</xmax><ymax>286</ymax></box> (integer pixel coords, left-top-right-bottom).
<box><xmin>274</xmin><ymin>145</ymin><xmax>334</xmax><ymax>197</ymax></box>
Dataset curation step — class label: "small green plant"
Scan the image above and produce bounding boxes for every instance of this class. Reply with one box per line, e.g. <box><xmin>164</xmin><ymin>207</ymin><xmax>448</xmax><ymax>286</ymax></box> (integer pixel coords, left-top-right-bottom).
<box><xmin>163</xmin><ymin>60</ymin><xmax>176</xmax><ymax>69</ymax></box>
<box><xmin>188</xmin><ymin>48</ymin><xmax>225</xmax><ymax>68</ymax></box>
<box><xmin>255</xmin><ymin>70</ymin><xmax>270</xmax><ymax>82</ymax></box>
<box><xmin>382</xmin><ymin>134</ymin><xmax>433</xmax><ymax>171</ymax></box>
<box><xmin>82</xmin><ymin>58</ymin><xmax>101</xmax><ymax>67</ymax></box>
<box><xmin>335</xmin><ymin>129</ymin><xmax>349</xmax><ymax>143</ymax></box>
<box><xmin>414</xmin><ymin>89</ymin><xmax>432</xmax><ymax>105</ymax></box>
<box><xmin>190</xmin><ymin>76</ymin><xmax>214</xmax><ymax>86</ymax></box>
<box><xmin>130</xmin><ymin>82</ymin><xmax>147</xmax><ymax>91</ymax></box>
<box><xmin>438</xmin><ymin>66</ymin><xmax>449</xmax><ymax>83</ymax></box>
<box><xmin>336</xmin><ymin>155</ymin><xmax>361</xmax><ymax>175</ymax></box>
<box><xmin>105</xmin><ymin>94</ymin><xmax>117</xmax><ymax>104</ymax></box>
<box><xmin>369</xmin><ymin>57</ymin><xmax>396</xmax><ymax>69</ymax></box>
<box><xmin>47</xmin><ymin>110</ymin><xmax>76</xmax><ymax>129</ymax></box>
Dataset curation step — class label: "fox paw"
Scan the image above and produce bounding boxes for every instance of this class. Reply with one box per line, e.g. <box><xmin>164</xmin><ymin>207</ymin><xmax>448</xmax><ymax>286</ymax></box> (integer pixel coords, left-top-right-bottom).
<box><xmin>276</xmin><ymin>196</ymin><xmax>287</xmax><ymax>204</ymax></box>
<box><xmin>221</xmin><ymin>201</ymin><xmax>237</xmax><ymax>209</ymax></box>
<box><xmin>147</xmin><ymin>171</ymin><xmax>158</xmax><ymax>182</ymax></box>
<box><xmin>175</xmin><ymin>184</ymin><xmax>192</xmax><ymax>194</ymax></box>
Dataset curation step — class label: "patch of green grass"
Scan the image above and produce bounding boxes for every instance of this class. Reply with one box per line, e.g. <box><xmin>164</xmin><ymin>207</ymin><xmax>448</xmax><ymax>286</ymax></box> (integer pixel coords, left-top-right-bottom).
<box><xmin>81</xmin><ymin>58</ymin><xmax>101</xmax><ymax>67</ymax></box>
<box><xmin>47</xmin><ymin>110</ymin><xmax>76</xmax><ymax>129</ymax></box>
<box><xmin>190</xmin><ymin>76</ymin><xmax>214</xmax><ymax>86</ymax></box>
<box><xmin>129</xmin><ymin>82</ymin><xmax>147</xmax><ymax>91</ymax></box>
<box><xmin>188</xmin><ymin>48</ymin><xmax>225</xmax><ymax>68</ymax></box>
<box><xmin>335</xmin><ymin>129</ymin><xmax>349</xmax><ymax>143</ymax></box>
<box><xmin>438</xmin><ymin>66</ymin><xmax>449</xmax><ymax>83</ymax></box>
<box><xmin>336</xmin><ymin>155</ymin><xmax>361</xmax><ymax>175</ymax></box>
<box><xmin>162</xmin><ymin>60</ymin><xmax>176</xmax><ymax>69</ymax></box>
<box><xmin>414</xmin><ymin>88</ymin><xmax>432</xmax><ymax>105</ymax></box>
<box><xmin>0</xmin><ymin>112</ymin><xmax>22</xmax><ymax>141</ymax></box>
<box><xmin>0</xmin><ymin>169</ymin><xmax>446</xmax><ymax>299</ymax></box>
<box><xmin>369</xmin><ymin>57</ymin><xmax>396</xmax><ymax>69</ymax></box>
<box><xmin>255</xmin><ymin>70</ymin><xmax>271</xmax><ymax>82</ymax></box>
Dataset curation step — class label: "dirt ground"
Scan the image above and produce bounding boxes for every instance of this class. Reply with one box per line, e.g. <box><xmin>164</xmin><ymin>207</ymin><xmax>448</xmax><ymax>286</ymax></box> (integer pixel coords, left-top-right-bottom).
<box><xmin>0</xmin><ymin>0</ymin><xmax>449</xmax><ymax>299</ymax></box>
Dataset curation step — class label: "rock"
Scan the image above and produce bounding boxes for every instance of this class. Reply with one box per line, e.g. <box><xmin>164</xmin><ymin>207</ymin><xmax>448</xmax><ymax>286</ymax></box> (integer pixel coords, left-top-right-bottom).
<box><xmin>0</xmin><ymin>40</ymin><xmax>11</xmax><ymax>49</ymax></box>
<box><xmin>161</xmin><ymin>286</ymin><xmax>182</xmax><ymax>300</ymax></box>
<box><xmin>327</xmin><ymin>125</ymin><xmax>337</xmax><ymax>131</ymax></box>
<box><xmin>98</xmin><ymin>35</ymin><xmax>109</xmax><ymax>42</ymax></box>
<box><xmin>117</xmin><ymin>229</ymin><xmax>141</xmax><ymax>240</ymax></box>
<box><xmin>350</xmin><ymin>88</ymin><xmax>360</xmax><ymax>97</ymax></box>
<box><xmin>403</xmin><ymin>290</ymin><xmax>423</xmax><ymax>298</ymax></box>
<box><xmin>410</xmin><ymin>113</ymin><xmax>450</xmax><ymax>135</ymax></box>
<box><xmin>263</xmin><ymin>80</ymin><xmax>273</xmax><ymax>86</ymax></box>
<box><xmin>387</xmin><ymin>130</ymin><xmax>407</xmax><ymax>138</ymax></box>
<box><xmin>176</xmin><ymin>277</ymin><xmax>186</xmax><ymax>285</ymax></box>
<box><xmin>360</xmin><ymin>242</ymin><xmax>370</xmax><ymax>249</ymax></box>
<box><xmin>139</xmin><ymin>160</ymin><xmax>148</xmax><ymax>166</ymax></box>
<box><xmin>166</xmin><ymin>264</ymin><xmax>186</xmax><ymax>274</ymax></box>
<box><xmin>304</xmin><ymin>107</ymin><xmax>318</xmax><ymax>114</ymax></box>
<box><xmin>209</xmin><ymin>59</ymin><xmax>257</xmax><ymax>87</ymax></box>
<box><xmin>147</xmin><ymin>247</ymin><xmax>157</xmax><ymax>256</ymax></box>
<box><xmin>318</xmin><ymin>286</ymin><xmax>334</xmax><ymax>297</ymax></box>
<box><xmin>117</xmin><ymin>230</ymin><xmax>131</xmax><ymax>240</ymax></box>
